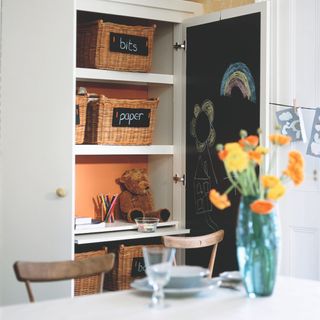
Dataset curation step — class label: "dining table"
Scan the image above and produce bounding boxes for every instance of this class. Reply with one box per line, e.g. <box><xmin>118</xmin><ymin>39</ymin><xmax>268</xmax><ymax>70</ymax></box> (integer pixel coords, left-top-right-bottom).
<box><xmin>1</xmin><ymin>276</ymin><xmax>320</xmax><ymax>320</ymax></box>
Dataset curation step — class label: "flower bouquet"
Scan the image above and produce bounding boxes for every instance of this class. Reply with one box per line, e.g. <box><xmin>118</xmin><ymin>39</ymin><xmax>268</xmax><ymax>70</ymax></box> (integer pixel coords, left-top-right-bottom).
<box><xmin>209</xmin><ymin>130</ymin><xmax>304</xmax><ymax>297</ymax></box>
<box><xmin>209</xmin><ymin>130</ymin><xmax>304</xmax><ymax>213</ymax></box>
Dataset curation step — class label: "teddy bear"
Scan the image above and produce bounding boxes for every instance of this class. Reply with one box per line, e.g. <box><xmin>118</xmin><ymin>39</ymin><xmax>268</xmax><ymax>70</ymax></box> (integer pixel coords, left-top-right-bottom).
<box><xmin>114</xmin><ymin>168</ymin><xmax>171</xmax><ymax>223</ymax></box>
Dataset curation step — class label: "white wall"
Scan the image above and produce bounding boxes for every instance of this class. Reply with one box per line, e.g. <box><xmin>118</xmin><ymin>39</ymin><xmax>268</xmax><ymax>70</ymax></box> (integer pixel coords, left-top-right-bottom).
<box><xmin>0</xmin><ymin>0</ymin><xmax>3</xmax><ymax>305</ymax></box>
<box><xmin>271</xmin><ymin>0</ymin><xmax>320</xmax><ymax>280</ymax></box>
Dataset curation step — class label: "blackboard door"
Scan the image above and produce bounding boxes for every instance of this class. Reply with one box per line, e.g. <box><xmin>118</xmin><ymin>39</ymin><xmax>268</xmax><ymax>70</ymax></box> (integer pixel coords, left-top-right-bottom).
<box><xmin>183</xmin><ymin>3</ymin><xmax>269</xmax><ymax>276</ymax></box>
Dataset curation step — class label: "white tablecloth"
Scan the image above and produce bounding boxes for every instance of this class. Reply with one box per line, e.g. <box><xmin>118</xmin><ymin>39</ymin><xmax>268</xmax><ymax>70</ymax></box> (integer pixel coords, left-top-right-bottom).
<box><xmin>1</xmin><ymin>276</ymin><xmax>320</xmax><ymax>320</ymax></box>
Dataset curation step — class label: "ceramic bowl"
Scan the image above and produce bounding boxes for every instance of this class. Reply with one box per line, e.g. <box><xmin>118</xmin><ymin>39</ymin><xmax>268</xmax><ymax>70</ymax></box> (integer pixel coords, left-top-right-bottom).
<box><xmin>134</xmin><ymin>217</ymin><xmax>159</xmax><ymax>233</ymax></box>
<box><xmin>167</xmin><ymin>265</ymin><xmax>210</xmax><ymax>288</ymax></box>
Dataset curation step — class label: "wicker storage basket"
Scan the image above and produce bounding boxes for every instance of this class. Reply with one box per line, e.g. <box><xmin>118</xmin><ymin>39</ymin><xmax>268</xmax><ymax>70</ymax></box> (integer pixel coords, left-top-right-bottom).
<box><xmin>74</xmin><ymin>249</ymin><xmax>107</xmax><ymax>296</ymax></box>
<box><xmin>77</xmin><ymin>20</ymin><xmax>156</xmax><ymax>72</ymax></box>
<box><xmin>104</xmin><ymin>244</ymin><xmax>163</xmax><ymax>291</ymax></box>
<box><xmin>84</xmin><ymin>95</ymin><xmax>159</xmax><ymax>145</ymax></box>
<box><xmin>75</xmin><ymin>94</ymin><xmax>88</xmax><ymax>144</ymax></box>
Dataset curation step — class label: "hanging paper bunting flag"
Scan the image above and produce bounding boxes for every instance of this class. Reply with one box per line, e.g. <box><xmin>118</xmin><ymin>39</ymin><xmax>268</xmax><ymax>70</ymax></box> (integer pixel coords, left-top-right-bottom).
<box><xmin>275</xmin><ymin>109</ymin><xmax>303</xmax><ymax>142</ymax></box>
<box><xmin>307</xmin><ymin>108</ymin><xmax>320</xmax><ymax>157</ymax></box>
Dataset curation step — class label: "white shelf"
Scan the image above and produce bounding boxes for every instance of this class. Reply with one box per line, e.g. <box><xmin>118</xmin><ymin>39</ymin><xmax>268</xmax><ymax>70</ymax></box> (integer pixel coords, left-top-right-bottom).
<box><xmin>74</xmin><ymin>227</ymin><xmax>190</xmax><ymax>244</ymax></box>
<box><xmin>74</xmin><ymin>145</ymin><xmax>174</xmax><ymax>155</ymax></box>
<box><xmin>76</xmin><ymin>0</ymin><xmax>202</xmax><ymax>24</ymax></box>
<box><xmin>74</xmin><ymin>220</ymin><xmax>178</xmax><ymax>235</ymax></box>
<box><xmin>76</xmin><ymin>68</ymin><xmax>174</xmax><ymax>86</ymax></box>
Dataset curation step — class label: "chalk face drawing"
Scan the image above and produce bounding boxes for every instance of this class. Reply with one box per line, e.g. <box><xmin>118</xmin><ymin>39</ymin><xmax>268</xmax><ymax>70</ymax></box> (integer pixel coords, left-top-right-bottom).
<box><xmin>276</xmin><ymin>109</ymin><xmax>302</xmax><ymax>142</ymax></box>
<box><xmin>190</xmin><ymin>99</ymin><xmax>217</xmax><ymax>215</ymax></box>
<box><xmin>190</xmin><ymin>99</ymin><xmax>216</xmax><ymax>153</ymax></box>
<box><xmin>307</xmin><ymin>108</ymin><xmax>320</xmax><ymax>157</ymax></box>
<box><xmin>220</xmin><ymin>62</ymin><xmax>256</xmax><ymax>103</ymax></box>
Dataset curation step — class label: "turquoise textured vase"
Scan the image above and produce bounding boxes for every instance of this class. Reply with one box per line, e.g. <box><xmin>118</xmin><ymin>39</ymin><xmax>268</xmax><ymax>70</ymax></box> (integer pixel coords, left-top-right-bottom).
<box><xmin>236</xmin><ymin>196</ymin><xmax>280</xmax><ymax>297</ymax></box>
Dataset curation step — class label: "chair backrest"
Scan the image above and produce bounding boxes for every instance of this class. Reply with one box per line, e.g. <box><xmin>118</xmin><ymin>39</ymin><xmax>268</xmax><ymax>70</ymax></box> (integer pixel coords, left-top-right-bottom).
<box><xmin>13</xmin><ymin>253</ymin><xmax>115</xmax><ymax>302</ymax></box>
<box><xmin>162</xmin><ymin>229</ymin><xmax>224</xmax><ymax>278</ymax></box>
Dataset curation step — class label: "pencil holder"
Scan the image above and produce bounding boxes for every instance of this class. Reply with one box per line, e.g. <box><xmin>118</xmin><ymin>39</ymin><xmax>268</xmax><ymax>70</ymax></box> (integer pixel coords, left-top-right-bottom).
<box><xmin>97</xmin><ymin>193</ymin><xmax>118</xmax><ymax>223</ymax></box>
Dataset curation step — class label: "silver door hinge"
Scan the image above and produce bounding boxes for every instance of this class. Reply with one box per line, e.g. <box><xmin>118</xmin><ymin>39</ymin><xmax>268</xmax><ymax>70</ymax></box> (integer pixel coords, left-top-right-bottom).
<box><xmin>173</xmin><ymin>41</ymin><xmax>186</xmax><ymax>50</ymax></box>
<box><xmin>173</xmin><ymin>174</ymin><xmax>185</xmax><ymax>185</ymax></box>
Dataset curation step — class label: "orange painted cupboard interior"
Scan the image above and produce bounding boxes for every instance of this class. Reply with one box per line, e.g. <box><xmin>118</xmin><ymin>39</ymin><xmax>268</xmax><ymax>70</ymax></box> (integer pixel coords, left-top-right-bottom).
<box><xmin>75</xmin><ymin>82</ymin><xmax>150</xmax><ymax>218</ymax></box>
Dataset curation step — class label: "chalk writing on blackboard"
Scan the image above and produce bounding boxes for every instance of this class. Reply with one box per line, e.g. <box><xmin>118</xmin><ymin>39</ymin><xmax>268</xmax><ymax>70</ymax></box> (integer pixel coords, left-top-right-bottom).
<box><xmin>205</xmin><ymin>214</ymin><xmax>220</xmax><ymax>231</ymax></box>
<box><xmin>190</xmin><ymin>100</ymin><xmax>216</xmax><ymax>153</ymax></box>
<box><xmin>109</xmin><ymin>32</ymin><xmax>148</xmax><ymax>56</ymax></box>
<box><xmin>193</xmin><ymin>154</ymin><xmax>212</xmax><ymax>215</ymax></box>
<box><xmin>220</xmin><ymin>62</ymin><xmax>256</xmax><ymax>103</ymax></box>
<box><xmin>190</xmin><ymin>99</ymin><xmax>218</xmax><ymax>215</ymax></box>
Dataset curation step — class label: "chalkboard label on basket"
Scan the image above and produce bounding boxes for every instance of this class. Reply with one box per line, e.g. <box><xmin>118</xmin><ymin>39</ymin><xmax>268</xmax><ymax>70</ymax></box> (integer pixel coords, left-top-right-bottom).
<box><xmin>131</xmin><ymin>257</ymin><xmax>146</xmax><ymax>277</ymax></box>
<box><xmin>75</xmin><ymin>104</ymin><xmax>80</xmax><ymax>125</ymax></box>
<box><xmin>112</xmin><ymin>108</ymin><xmax>151</xmax><ymax>128</ymax></box>
<box><xmin>109</xmin><ymin>32</ymin><xmax>148</xmax><ymax>56</ymax></box>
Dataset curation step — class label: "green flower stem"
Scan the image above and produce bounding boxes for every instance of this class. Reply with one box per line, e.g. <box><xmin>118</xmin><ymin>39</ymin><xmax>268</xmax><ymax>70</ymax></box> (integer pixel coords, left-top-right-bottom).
<box><xmin>259</xmin><ymin>158</ymin><xmax>265</xmax><ymax>199</ymax></box>
<box><xmin>224</xmin><ymin>184</ymin><xmax>236</xmax><ymax>195</ymax></box>
<box><xmin>241</xmin><ymin>171</ymin><xmax>251</xmax><ymax>195</ymax></box>
<box><xmin>245</xmin><ymin>168</ymin><xmax>255</xmax><ymax>195</ymax></box>
<box><xmin>249</xmin><ymin>164</ymin><xmax>259</xmax><ymax>195</ymax></box>
<box><xmin>225</xmin><ymin>167</ymin><xmax>243</xmax><ymax>194</ymax></box>
<box><xmin>238</xmin><ymin>169</ymin><xmax>254</xmax><ymax>196</ymax></box>
<box><xmin>234</xmin><ymin>171</ymin><xmax>247</xmax><ymax>195</ymax></box>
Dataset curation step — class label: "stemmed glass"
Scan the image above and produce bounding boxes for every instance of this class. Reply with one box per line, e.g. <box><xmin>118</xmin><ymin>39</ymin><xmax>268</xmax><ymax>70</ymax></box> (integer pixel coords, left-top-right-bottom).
<box><xmin>142</xmin><ymin>246</ymin><xmax>176</xmax><ymax>309</ymax></box>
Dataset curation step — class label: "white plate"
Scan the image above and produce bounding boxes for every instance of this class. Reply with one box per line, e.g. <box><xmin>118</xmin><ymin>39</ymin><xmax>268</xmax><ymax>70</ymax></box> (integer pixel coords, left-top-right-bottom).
<box><xmin>219</xmin><ymin>271</ymin><xmax>242</xmax><ymax>282</ymax></box>
<box><xmin>131</xmin><ymin>277</ymin><xmax>219</xmax><ymax>296</ymax></box>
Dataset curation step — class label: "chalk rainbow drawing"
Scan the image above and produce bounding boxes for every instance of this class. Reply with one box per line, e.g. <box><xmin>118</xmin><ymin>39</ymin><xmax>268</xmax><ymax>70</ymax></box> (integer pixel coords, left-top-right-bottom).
<box><xmin>220</xmin><ymin>62</ymin><xmax>256</xmax><ymax>103</ymax></box>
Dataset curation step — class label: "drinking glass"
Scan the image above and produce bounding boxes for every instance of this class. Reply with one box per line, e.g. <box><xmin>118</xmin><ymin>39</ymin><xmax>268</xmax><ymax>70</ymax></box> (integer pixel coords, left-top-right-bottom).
<box><xmin>142</xmin><ymin>246</ymin><xmax>176</xmax><ymax>309</ymax></box>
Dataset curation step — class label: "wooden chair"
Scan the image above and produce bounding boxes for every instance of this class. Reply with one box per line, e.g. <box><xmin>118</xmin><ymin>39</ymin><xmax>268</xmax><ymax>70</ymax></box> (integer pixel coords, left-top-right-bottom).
<box><xmin>162</xmin><ymin>230</ymin><xmax>224</xmax><ymax>278</ymax></box>
<box><xmin>13</xmin><ymin>253</ymin><xmax>115</xmax><ymax>302</ymax></box>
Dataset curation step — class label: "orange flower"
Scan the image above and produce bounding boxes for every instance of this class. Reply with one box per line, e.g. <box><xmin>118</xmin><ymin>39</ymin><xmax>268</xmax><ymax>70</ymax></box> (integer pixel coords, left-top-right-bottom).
<box><xmin>283</xmin><ymin>151</ymin><xmax>304</xmax><ymax>185</ymax></box>
<box><xmin>248</xmin><ymin>150</ymin><xmax>263</xmax><ymax>164</ymax></box>
<box><xmin>239</xmin><ymin>135</ymin><xmax>259</xmax><ymax>148</ymax></box>
<box><xmin>269</xmin><ymin>134</ymin><xmax>291</xmax><ymax>145</ymax></box>
<box><xmin>288</xmin><ymin>150</ymin><xmax>304</xmax><ymax>166</ymax></box>
<box><xmin>218</xmin><ymin>149</ymin><xmax>228</xmax><ymax>161</ymax></box>
<box><xmin>209</xmin><ymin>189</ymin><xmax>231</xmax><ymax>210</ymax></box>
<box><xmin>250</xmin><ymin>199</ymin><xmax>274</xmax><ymax>215</ymax></box>
<box><xmin>283</xmin><ymin>167</ymin><xmax>304</xmax><ymax>185</ymax></box>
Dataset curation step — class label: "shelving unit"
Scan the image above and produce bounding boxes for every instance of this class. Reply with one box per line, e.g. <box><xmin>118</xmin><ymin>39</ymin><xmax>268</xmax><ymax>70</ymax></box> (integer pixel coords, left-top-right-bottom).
<box><xmin>76</xmin><ymin>68</ymin><xmax>174</xmax><ymax>85</ymax></box>
<box><xmin>75</xmin><ymin>220</ymin><xmax>179</xmax><ymax>235</ymax></box>
<box><xmin>74</xmin><ymin>220</ymin><xmax>190</xmax><ymax>244</ymax></box>
<box><xmin>75</xmin><ymin>227</ymin><xmax>190</xmax><ymax>245</ymax></box>
<box><xmin>74</xmin><ymin>145</ymin><xmax>174</xmax><ymax>155</ymax></box>
<box><xmin>73</xmin><ymin>0</ymin><xmax>202</xmax><ymax>245</ymax></box>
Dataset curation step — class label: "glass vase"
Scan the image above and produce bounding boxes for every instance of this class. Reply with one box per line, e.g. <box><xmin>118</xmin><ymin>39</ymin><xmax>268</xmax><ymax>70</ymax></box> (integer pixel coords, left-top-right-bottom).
<box><xmin>236</xmin><ymin>196</ymin><xmax>280</xmax><ymax>298</ymax></box>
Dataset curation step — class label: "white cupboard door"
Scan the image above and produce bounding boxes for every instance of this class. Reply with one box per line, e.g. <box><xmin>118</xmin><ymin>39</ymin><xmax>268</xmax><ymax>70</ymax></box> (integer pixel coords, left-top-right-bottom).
<box><xmin>1</xmin><ymin>0</ymin><xmax>75</xmax><ymax>305</ymax></box>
